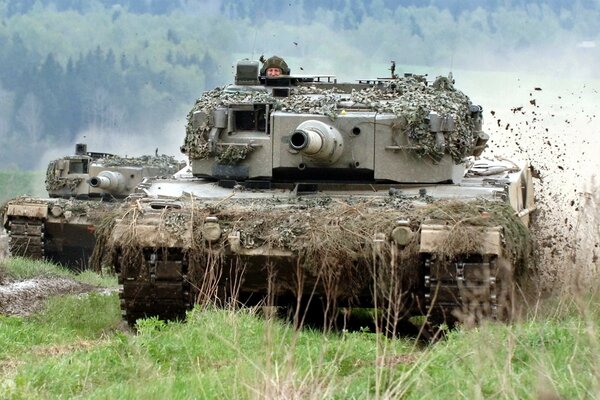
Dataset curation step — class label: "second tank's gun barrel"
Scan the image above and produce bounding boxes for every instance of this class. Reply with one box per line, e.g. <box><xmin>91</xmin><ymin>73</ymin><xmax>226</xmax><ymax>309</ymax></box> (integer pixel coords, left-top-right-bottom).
<box><xmin>88</xmin><ymin>171</ymin><xmax>126</xmax><ymax>193</ymax></box>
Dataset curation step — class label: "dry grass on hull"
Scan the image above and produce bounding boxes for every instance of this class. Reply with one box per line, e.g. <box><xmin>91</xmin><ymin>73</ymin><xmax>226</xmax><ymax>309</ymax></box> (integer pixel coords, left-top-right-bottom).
<box><xmin>92</xmin><ymin>198</ymin><xmax>532</xmax><ymax>325</ymax></box>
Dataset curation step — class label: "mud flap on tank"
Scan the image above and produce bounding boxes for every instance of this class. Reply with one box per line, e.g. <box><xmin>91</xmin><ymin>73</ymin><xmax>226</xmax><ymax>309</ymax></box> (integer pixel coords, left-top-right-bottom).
<box><xmin>418</xmin><ymin>222</ymin><xmax>510</xmax><ymax>325</ymax></box>
<box><xmin>4</xmin><ymin>203</ymin><xmax>48</xmax><ymax>260</ymax></box>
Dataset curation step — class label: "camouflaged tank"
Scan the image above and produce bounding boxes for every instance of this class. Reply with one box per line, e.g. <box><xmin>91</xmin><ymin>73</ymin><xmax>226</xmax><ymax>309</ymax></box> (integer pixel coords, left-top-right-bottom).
<box><xmin>94</xmin><ymin>60</ymin><xmax>535</xmax><ymax>329</ymax></box>
<box><xmin>1</xmin><ymin>144</ymin><xmax>184</xmax><ymax>269</ymax></box>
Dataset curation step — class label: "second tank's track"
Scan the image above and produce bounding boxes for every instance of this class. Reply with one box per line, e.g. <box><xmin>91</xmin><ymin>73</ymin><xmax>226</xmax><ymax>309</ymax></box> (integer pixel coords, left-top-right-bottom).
<box><xmin>7</xmin><ymin>218</ymin><xmax>45</xmax><ymax>259</ymax></box>
<box><xmin>424</xmin><ymin>255</ymin><xmax>511</xmax><ymax>325</ymax></box>
<box><xmin>118</xmin><ymin>248</ymin><xmax>193</xmax><ymax>326</ymax></box>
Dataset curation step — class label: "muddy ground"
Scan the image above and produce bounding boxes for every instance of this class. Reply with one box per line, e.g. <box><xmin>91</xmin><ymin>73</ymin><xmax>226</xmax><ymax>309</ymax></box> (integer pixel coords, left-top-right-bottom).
<box><xmin>0</xmin><ymin>277</ymin><xmax>104</xmax><ymax>316</ymax></box>
<box><xmin>0</xmin><ymin>228</ymin><xmax>114</xmax><ymax>317</ymax></box>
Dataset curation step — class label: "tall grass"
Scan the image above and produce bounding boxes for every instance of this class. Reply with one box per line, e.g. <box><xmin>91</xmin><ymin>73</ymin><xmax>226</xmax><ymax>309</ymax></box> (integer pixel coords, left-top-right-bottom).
<box><xmin>1</xmin><ymin>257</ymin><xmax>73</xmax><ymax>280</ymax></box>
<box><xmin>1</xmin><ymin>287</ymin><xmax>600</xmax><ymax>398</ymax></box>
<box><xmin>0</xmin><ymin>257</ymin><xmax>117</xmax><ymax>288</ymax></box>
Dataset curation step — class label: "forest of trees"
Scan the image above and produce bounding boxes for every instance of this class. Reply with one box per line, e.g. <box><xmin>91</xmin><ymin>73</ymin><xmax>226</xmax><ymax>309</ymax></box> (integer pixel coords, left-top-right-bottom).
<box><xmin>0</xmin><ymin>0</ymin><xmax>598</xmax><ymax>169</ymax></box>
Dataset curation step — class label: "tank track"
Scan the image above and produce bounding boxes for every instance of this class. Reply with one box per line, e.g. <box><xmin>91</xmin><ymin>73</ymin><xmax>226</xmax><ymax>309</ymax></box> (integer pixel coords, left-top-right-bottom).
<box><xmin>424</xmin><ymin>255</ymin><xmax>509</xmax><ymax>325</ymax></box>
<box><xmin>7</xmin><ymin>218</ymin><xmax>45</xmax><ymax>259</ymax></box>
<box><xmin>118</xmin><ymin>249</ymin><xmax>512</xmax><ymax>328</ymax></box>
<box><xmin>118</xmin><ymin>248</ymin><xmax>192</xmax><ymax>326</ymax></box>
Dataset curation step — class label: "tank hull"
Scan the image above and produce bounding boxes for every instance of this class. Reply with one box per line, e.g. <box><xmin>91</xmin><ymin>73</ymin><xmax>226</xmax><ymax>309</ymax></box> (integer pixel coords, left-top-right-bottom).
<box><xmin>101</xmin><ymin>159</ymin><xmax>534</xmax><ymax>327</ymax></box>
<box><xmin>3</xmin><ymin>198</ymin><xmax>118</xmax><ymax>270</ymax></box>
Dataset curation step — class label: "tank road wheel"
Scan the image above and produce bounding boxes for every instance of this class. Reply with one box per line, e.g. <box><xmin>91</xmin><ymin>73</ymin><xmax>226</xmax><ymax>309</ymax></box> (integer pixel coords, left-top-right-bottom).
<box><xmin>7</xmin><ymin>218</ymin><xmax>45</xmax><ymax>259</ymax></box>
<box><xmin>117</xmin><ymin>248</ymin><xmax>193</xmax><ymax>326</ymax></box>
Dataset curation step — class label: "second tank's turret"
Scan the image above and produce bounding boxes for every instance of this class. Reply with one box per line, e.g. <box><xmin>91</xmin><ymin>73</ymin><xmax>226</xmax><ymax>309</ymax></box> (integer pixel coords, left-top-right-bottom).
<box><xmin>46</xmin><ymin>144</ymin><xmax>185</xmax><ymax>199</ymax></box>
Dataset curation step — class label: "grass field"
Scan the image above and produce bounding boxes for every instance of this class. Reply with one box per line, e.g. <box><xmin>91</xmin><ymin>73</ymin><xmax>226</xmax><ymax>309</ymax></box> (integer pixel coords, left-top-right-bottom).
<box><xmin>0</xmin><ymin>258</ymin><xmax>599</xmax><ymax>399</ymax></box>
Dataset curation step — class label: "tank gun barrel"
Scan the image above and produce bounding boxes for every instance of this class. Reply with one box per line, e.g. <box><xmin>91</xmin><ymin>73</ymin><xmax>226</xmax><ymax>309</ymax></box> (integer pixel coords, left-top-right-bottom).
<box><xmin>88</xmin><ymin>171</ymin><xmax>126</xmax><ymax>193</ymax></box>
<box><xmin>290</xmin><ymin>129</ymin><xmax>323</xmax><ymax>154</ymax></box>
<box><xmin>288</xmin><ymin>120</ymin><xmax>344</xmax><ymax>163</ymax></box>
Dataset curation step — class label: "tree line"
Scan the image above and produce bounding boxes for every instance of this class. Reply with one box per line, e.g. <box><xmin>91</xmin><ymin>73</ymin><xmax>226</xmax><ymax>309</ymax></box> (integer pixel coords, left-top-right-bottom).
<box><xmin>0</xmin><ymin>0</ymin><xmax>597</xmax><ymax>169</ymax></box>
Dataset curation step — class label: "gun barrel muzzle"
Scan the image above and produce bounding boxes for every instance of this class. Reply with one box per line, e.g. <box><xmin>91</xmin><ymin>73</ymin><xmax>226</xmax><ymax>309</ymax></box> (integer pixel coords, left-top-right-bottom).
<box><xmin>87</xmin><ymin>170</ymin><xmax>125</xmax><ymax>193</ymax></box>
<box><xmin>290</xmin><ymin>129</ymin><xmax>323</xmax><ymax>154</ymax></box>
<box><xmin>288</xmin><ymin>120</ymin><xmax>344</xmax><ymax>163</ymax></box>
<box><xmin>89</xmin><ymin>175</ymin><xmax>110</xmax><ymax>188</ymax></box>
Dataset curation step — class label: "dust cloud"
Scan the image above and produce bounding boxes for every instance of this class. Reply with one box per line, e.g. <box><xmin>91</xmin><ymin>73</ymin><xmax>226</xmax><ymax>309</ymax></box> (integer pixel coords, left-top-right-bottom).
<box><xmin>37</xmin><ymin>116</ymin><xmax>187</xmax><ymax>171</ymax></box>
<box><xmin>457</xmin><ymin>53</ymin><xmax>600</xmax><ymax>292</ymax></box>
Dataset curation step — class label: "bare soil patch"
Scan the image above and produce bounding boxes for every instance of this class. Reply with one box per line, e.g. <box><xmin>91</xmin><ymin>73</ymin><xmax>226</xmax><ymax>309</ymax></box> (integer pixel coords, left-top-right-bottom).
<box><xmin>0</xmin><ymin>277</ymin><xmax>100</xmax><ymax>316</ymax></box>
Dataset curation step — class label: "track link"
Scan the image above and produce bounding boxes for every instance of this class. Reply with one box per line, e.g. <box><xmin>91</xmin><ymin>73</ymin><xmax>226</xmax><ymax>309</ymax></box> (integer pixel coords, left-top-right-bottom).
<box><xmin>424</xmin><ymin>255</ymin><xmax>510</xmax><ymax>325</ymax></box>
<box><xmin>118</xmin><ymin>248</ymin><xmax>193</xmax><ymax>326</ymax></box>
<box><xmin>7</xmin><ymin>218</ymin><xmax>45</xmax><ymax>259</ymax></box>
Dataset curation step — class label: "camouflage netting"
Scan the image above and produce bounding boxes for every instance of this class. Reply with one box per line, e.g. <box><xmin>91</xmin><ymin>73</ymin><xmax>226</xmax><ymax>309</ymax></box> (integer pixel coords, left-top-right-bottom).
<box><xmin>182</xmin><ymin>88</ymin><xmax>278</xmax><ymax>160</ymax></box>
<box><xmin>90</xmin><ymin>208</ymin><xmax>136</xmax><ymax>275</ymax></box>
<box><xmin>421</xmin><ymin>200</ymin><xmax>531</xmax><ymax>272</ymax></box>
<box><xmin>45</xmin><ymin>162</ymin><xmax>83</xmax><ymax>192</ymax></box>
<box><xmin>353</xmin><ymin>77</ymin><xmax>474</xmax><ymax>162</ymax></box>
<box><xmin>91</xmin><ymin>196</ymin><xmax>531</xmax><ymax>307</ymax></box>
<box><xmin>96</xmin><ymin>154</ymin><xmax>184</xmax><ymax>172</ymax></box>
<box><xmin>216</xmin><ymin>144</ymin><xmax>255</xmax><ymax>165</ymax></box>
<box><xmin>182</xmin><ymin>75</ymin><xmax>475</xmax><ymax>163</ymax></box>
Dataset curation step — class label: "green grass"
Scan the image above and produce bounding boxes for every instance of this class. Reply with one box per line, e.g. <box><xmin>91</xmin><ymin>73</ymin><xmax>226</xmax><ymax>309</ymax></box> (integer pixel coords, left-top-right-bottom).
<box><xmin>1</xmin><ymin>257</ymin><xmax>117</xmax><ymax>288</ymax></box>
<box><xmin>0</xmin><ymin>170</ymin><xmax>46</xmax><ymax>204</ymax></box>
<box><xmin>2</xmin><ymin>257</ymin><xmax>73</xmax><ymax>280</ymax></box>
<box><xmin>1</xmin><ymin>258</ymin><xmax>600</xmax><ymax>399</ymax></box>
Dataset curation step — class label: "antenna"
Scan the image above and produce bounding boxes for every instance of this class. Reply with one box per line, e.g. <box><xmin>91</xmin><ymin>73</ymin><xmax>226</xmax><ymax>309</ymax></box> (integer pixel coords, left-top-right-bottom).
<box><xmin>448</xmin><ymin>53</ymin><xmax>455</xmax><ymax>82</ymax></box>
<box><xmin>449</xmin><ymin>27</ymin><xmax>457</xmax><ymax>80</ymax></box>
<box><xmin>390</xmin><ymin>61</ymin><xmax>397</xmax><ymax>79</ymax></box>
<box><xmin>252</xmin><ymin>0</ymin><xmax>266</xmax><ymax>60</ymax></box>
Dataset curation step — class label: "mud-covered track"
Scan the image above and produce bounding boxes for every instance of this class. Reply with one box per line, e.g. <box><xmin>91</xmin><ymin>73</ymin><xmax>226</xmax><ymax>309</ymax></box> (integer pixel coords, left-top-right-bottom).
<box><xmin>7</xmin><ymin>219</ymin><xmax>45</xmax><ymax>259</ymax></box>
<box><xmin>424</xmin><ymin>255</ymin><xmax>512</xmax><ymax>324</ymax></box>
<box><xmin>118</xmin><ymin>248</ymin><xmax>192</xmax><ymax>325</ymax></box>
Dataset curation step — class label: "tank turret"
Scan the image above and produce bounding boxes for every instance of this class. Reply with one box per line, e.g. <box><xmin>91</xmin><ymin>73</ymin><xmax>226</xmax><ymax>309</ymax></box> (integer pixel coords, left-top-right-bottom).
<box><xmin>46</xmin><ymin>144</ymin><xmax>184</xmax><ymax>199</ymax></box>
<box><xmin>87</xmin><ymin>171</ymin><xmax>126</xmax><ymax>193</ymax></box>
<box><xmin>182</xmin><ymin>61</ymin><xmax>487</xmax><ymax>185</ymax></box>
